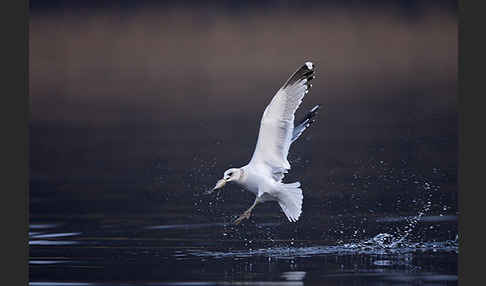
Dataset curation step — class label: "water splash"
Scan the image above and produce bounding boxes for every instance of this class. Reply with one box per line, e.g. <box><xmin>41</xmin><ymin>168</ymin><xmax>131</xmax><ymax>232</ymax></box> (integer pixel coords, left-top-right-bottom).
<box><xmin>339</xmin><ymin>232</ymin><xmax>458</xmax><ymax>255</ymax></box>
<box><xmin>186</xmin><ymin>236</ymin><xmax>457</xmax><ymax>260</ymax></box>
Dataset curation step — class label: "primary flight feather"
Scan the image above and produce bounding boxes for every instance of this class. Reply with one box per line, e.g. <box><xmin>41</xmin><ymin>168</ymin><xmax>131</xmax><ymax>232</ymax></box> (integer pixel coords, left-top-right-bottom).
<box><xmin>210</xmin><ymin>62</ymin><xmax>320</xmax><ymax>224</ymax></box>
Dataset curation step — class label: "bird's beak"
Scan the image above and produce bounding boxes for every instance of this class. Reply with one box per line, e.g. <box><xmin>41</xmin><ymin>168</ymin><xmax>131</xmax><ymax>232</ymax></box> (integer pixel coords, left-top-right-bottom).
<box><xmin>208</xmin><ymin>178</ymin><xmax>227</xmax><ymax>194</ymax></box>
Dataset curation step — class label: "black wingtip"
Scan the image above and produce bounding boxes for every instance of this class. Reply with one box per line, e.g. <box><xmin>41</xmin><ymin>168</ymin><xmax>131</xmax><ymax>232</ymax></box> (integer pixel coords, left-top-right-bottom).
<box><xmin>296</xmin><ymin>105</ymin><xmax>321</xmax><ymax>127</ymax></box>
<box><xmin>283</xmin><ymin>61</ymin><xmax>316</xmax><ymax>88</ymax></box>
<box><xmin>305</xmin><ymin>105</ymin><xmax>321</xmax><ymax>120</ymax></box>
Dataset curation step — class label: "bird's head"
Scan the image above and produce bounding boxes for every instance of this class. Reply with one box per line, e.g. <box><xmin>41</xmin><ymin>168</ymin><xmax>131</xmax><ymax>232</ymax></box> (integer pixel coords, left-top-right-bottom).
<box><xmin>209</xmin><ymin>168</ymin><xmax>242</xmax><ymax>193</ymax></box>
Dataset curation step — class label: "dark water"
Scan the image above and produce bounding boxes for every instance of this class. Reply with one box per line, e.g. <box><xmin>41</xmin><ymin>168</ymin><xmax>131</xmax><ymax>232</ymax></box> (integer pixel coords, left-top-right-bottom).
<box><xmin>29</xmin><ymin>2</ymin><xmax>457</xmax><ymax>285</ymax></box>
<box><xmin>30</xmin><ymin>195</ymin><xmax>458</xmax><ymax>285</ymax></box>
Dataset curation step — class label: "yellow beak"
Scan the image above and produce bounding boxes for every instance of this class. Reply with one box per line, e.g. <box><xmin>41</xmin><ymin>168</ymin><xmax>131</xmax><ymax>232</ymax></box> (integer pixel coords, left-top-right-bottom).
<box><xmin>209</xmin><ymin>178</ymin><xmax>227</xmax><ymax>193</ymax></box>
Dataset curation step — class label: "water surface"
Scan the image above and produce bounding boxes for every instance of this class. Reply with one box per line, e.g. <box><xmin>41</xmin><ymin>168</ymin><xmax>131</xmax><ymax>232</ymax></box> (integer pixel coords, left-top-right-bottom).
<box><xmin>29</xmin><ymin>2</ymin><xmax>457</xmax><ymax>285</ymax></box>
<box><xmin>30</xmin><ymin>209</ymin><xmax>458</xmax><ymax>286</ymax></box>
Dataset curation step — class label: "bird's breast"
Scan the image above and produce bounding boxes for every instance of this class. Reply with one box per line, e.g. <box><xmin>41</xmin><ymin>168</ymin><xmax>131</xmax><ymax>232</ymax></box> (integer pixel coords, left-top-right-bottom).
<box><xmin>239</xmin><ymin>169</ymin><xmax>270</xmax><ymax>195</ymax></box>
<box><xmin>238</xmin><ymin>180</ymin><xmax>259</xmax><ymax>195</ymax></box>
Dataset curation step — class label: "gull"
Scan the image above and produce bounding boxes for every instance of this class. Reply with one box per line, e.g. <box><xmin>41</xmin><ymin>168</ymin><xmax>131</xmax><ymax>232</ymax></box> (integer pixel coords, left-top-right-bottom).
<box><xmin>210</xmin><ymin>62</ymin><xmax>320</xmax><ymax>224</ymax></box>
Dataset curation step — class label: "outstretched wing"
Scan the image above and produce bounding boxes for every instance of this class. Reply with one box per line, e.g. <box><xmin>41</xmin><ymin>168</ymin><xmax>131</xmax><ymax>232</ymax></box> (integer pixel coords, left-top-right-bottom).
<box><xmin>249</xmin><ymin>62</ymin><xmax>315</xmax><ymax>181</ymax></box>
<box><xmin>291</xmin><ymin>104</ymin><xmax>321</xmax><ymax>143</ymax></box>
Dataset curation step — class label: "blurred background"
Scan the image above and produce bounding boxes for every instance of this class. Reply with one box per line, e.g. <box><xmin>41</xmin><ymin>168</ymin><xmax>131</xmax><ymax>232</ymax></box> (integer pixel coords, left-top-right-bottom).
<box><xmin>29</xmin><ymin>1</ymin><xmax>458</xmax><ymax>284</ymax></box>
<box><xmin>29</xmin><ymin>0</ymin><xmax>457</xmax><ymax>219</ymax></box>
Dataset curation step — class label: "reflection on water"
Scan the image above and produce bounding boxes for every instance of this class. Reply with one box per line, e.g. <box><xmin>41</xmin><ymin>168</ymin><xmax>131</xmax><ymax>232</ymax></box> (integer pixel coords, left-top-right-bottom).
<box><xmin>29</xmin><ymin>1</ymin><xmax>457</xmax><ymax>285</ymax></box>
<box><xmin>29</xmin><ymin>240</ymin><xmax>79</xmax><ymax>246</ymax></box>
<box><xmin>29</xmin><ymin>167</ymin><xmax>458</xmax><ymax>285</ymax></box>
<box><xmin>30</xmin><ymin>224</ymin><xmax>61</xmax><ymax>229</ymax></box>
<box><xmin>376</xmin><ymin>215</ymin><xmax>458</xmax><ymax>223</ymax></box>
<box><xmin>29</xmin><ymin>214</ymin><xmax>458</xmax><ymax>286</ymax></box>
<box><xmin>145</xmin><ymin>223</ymin><xmax>228</xmax><ymax>230</ymax></box>
<box><xmin>30</xmin><ymin>232</ymin><xmax>81</xmax><ymax>239</ymax></box>
<box><xmin>281</xmin><ymin>271</ymin><xmax>307</xmax><ymax>281</ymax></box>
<box><xmin>29</xmin><ymin>260</ymin><xmax>75</xmax><ymax>265</ymax></box>
<box><xmin>188</xmin><ymin>238</ymin><xmax>458</xmax><ymax>260</ymax></box>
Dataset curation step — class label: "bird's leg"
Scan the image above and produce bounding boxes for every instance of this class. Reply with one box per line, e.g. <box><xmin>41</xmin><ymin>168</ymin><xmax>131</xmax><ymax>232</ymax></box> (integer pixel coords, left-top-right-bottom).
<box><xmin>234</xmin><ymin>197</ymin><xmax>260</xmax><ymax>225</ymax></box>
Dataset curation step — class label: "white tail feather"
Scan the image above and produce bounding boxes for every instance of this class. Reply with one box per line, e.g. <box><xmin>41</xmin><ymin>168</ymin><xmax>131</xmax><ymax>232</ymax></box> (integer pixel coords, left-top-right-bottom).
<box><xmin>277</xmin><ymin>182</ymin><xmax>303</xmax><ymax>222</ymax></box>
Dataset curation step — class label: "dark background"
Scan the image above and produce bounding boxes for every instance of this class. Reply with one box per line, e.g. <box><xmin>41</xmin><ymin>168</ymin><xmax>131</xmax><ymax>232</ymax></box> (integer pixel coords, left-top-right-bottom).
<box><xmin>29</xmin><ymin>0</ymin><xmax>457</xmax><ymax>221</ymax></box>
<box><xmin>26</xmin><ymin>1</ymin><xmax>459</xmax><ymax>285</ymax></box>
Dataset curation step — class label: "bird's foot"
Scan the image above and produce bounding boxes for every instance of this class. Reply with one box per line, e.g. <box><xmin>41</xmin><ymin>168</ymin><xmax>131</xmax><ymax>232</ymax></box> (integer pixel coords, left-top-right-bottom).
<box><xmin>233</xmin><ymin>211</ymin><xmax>252</xmax><ymax>225</ymax></box>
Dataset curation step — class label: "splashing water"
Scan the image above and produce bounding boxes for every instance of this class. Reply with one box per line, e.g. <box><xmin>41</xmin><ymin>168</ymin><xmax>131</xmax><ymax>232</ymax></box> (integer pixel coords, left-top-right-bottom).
<box><xmin>184</xmin><ymin>175</ymin><xmax>457</xmax><ymax>260</ymax></box>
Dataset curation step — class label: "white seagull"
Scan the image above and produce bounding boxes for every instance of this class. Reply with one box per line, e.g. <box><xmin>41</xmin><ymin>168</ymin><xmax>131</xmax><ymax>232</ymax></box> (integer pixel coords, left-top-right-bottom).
<box><xmin>210</xmin><ymin>62</ymin><xmax>320</xmax><ymax>224</ymax></box>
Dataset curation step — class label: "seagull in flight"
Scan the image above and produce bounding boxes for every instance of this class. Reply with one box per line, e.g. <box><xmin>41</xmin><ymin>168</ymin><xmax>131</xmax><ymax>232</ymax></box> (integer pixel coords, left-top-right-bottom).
<box><xmin>209</xmin><ymin>62</ymin><xmax>320</xmax><ymax>224</ymax></box>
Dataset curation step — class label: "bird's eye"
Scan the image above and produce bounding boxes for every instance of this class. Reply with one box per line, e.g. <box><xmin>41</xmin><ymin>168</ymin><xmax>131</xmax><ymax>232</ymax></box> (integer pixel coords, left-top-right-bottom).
<box><xmin>228</xmin><ymin>173</ymin><xmax>233</xmax><ymax>176</ymax></box>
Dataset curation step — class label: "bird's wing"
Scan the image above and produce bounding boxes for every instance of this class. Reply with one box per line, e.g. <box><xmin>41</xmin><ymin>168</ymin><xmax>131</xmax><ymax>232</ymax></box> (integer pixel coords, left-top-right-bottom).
<box><xmin>249</xmin><ymin>62</ymin><xmax>315</xmax><ymax>181</ymax></box>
